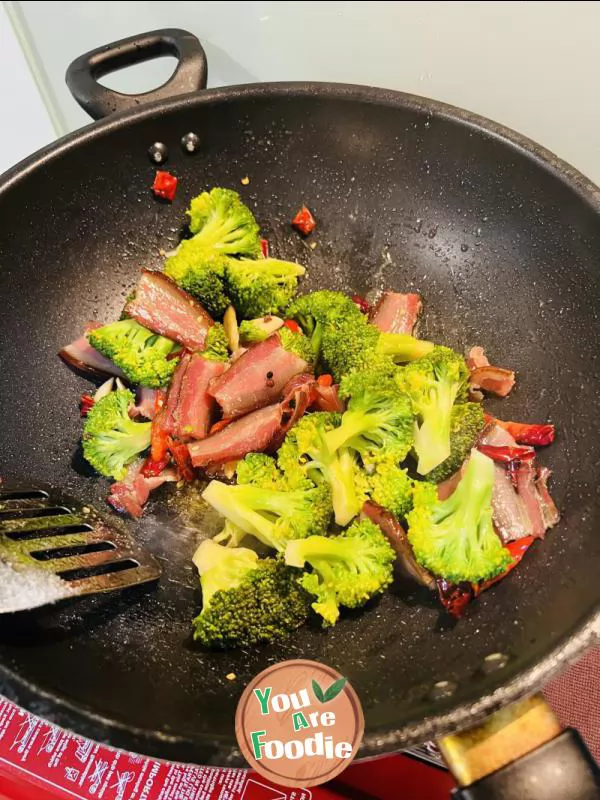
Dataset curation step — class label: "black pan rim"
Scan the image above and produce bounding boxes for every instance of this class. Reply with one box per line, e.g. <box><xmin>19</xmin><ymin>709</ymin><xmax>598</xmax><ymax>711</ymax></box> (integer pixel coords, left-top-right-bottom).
<box><xmin>0</xmin><ymin>80</ymin><xmax>599</xmax><ymax>763</ymax></box>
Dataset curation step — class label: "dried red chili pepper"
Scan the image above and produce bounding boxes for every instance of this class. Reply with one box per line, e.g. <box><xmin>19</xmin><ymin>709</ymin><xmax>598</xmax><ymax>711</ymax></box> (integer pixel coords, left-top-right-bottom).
<box><xmin>351</xmin><ymin>295</ymin><xmax>370</xmax><ymax>315</ymax></box>
<box><xmin>477</xmin><ymin>444</ymin><xmax>536</xmax><ymax>464</ymax></box>
<box><xmin>484</xmin><ymin>414</ymin><xmax>555</xmax><ymax>446</ymax></box>
<box><xmin>152</xmin><ymin>170</ymin><xmax>178</xmax><ymax>201</ymax></box>
<box><xmin>317</xmin><ymin>374</ymin><xmax>333</xmax><ymax>387</ymax></box>
<box><xmin>167</xmin><ymin>437</ymin><xmax>195</xmax><ymax>482</ymax></box>
<box><xmin>283</xmin><ymin>319</ymin><xmax>302</xmax><ymax>334</ymax></box>
<box><xmin>208</xmin><ymin>417</ymin><xmax>235</xmax><ymax>436</ymax></box>
<box><xmin>141</xmin><ymin>455</ymin><xmax>171</xmax><ymax>478</ymax></box>
<box><xmin>291</xmin><ymin>206</ymin><xmax>316</xmax><ymax>235</ymax></box>
<box><xmin>79</xmin><ymin>393</ymin><xmax>95</xmax><ymax>417</ymax></box>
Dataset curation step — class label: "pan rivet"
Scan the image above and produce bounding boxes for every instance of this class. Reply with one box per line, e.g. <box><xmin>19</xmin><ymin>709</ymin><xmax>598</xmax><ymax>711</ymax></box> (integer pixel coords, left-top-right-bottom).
<box><xmin>482</xmin><ymin>652</ymin><xmax>509</xmax><ymax>673</ymax></box>
<box><xmin>148</xmin><ymin>142</ymin><xmax>168</xmax><ymax>164</ymax></box>
<box><xmin>429</xmin><ymin>680</ymin><xmax>456</xmax><ymax>701</ymax></box>
<box><xmin>181</xmin><ymin>132</ymin><xmax>201</xmax><ymax>154</ymax></box>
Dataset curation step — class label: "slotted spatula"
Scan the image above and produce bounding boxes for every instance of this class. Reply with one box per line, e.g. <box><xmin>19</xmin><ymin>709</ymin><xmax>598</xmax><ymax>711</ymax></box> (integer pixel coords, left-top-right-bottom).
<box><xmin>0</xmin><ymin>483</ymin><xmax>161</xmax><ymax>613</ymax></box>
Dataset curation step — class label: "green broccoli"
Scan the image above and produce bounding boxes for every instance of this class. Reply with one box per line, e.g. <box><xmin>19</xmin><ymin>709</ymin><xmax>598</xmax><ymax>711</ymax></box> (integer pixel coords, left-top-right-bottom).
<box><xmin>407</xmin><ymin>449</ymin><xmax>511</xmax><ymax>583</ymax></box>
<box><xmin>187</xmin><ymin>188</ymin><xmax>261</xmax><ymax>257</ymax></box>
<box><xmin>327</xmin><ymin>370</ymin><xmax>414</xmax><ymax>463</ymax></box>
<box><xmin>284</xmin><ymin>518</ymin><xmax>395</xmax><ymax>627</ymax></box>
<box><xmin>212</xmin><ymin>520</ymin><xmax>248</xmax><ymax>548</ymax></box>
<box><xmin>395</xmin><ymin>345</ymin><xmax>470</xmax><ymax>476</ymax></box>
<box><xmin>286</xmin><ymin>291</ymin><xmax>380</xmax><ymax>380</ymax></box>
<box><xmin>238</xmin><ymin>316</ymin><xmax>284</xmax><ymax>344</ymax></box>
<box><xmin>277</xmin><ymin>412</ymin><xmax>368</xmax><ymax>526</ymax></box>
<box><xmin>426</xmin><ymin>403</ymin><xmax>486</xmax><ymax>484</ymax></box>
<box><xmin>82</xmin><ymin>389</ymin><xmax>151</xmax><ymax>480</ymax></box>
<box><xmin>192</xmin><ymin>539</ymin><xmax>309</xmax><ymax>648</ymax></box>
<box><xmin>164</xmin><ymin>241</ymin><xmax>230</xmax><ymax>317</ymax></box>
<box><xmin>88</xmin><ymin>319</ymin><xmax>179</xmax><ymax>388</ymax></box>
<box><xmin>202</xmin><ymin>322</ymin><xmax>229</xmax><ymax>361</ymax></box>
<box><xmin>201</xmin><ymin>478</ymin><xmax>331</xmax><ymax>552</ymax></box>
<box><xmin>236</xmin><ymin>453</ymin><xmax>288</xmax><ymax>490</ymax></box>
<box><xmin>376</xmin><ymin>333</ymin><xmax>434</xmax><ymax>362</ymax></box>
<box><xmin>277</xmin><ymin>325</ymin><xmax>314</xmax><ymax>364</ymax></box>
<box><xmin>225</xmin><ymin>258</ymin><xmax>306</xmax><ymax>319</ymax></box>
<box><xmin>366</xmin><ymin>460</ymin><xmax>414</xmax><ymax>519</ymax></box>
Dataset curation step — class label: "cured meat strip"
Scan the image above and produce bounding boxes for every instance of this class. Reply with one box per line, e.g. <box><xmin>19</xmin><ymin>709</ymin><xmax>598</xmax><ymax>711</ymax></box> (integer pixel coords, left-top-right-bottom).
<box><xmin>370</xmin><ymin>292</ymin><xmax>422</xmax><ymax>335</ymax></box>
<box><xmin>59</xmin><ymin>322</ymin><xmax>127</xmax><ymax>380</ymax></box>
<box><xmin>189</xmin><ymin>375</ymin><xmax>314</xmax><ymax>469</ymax></box>
<box><xmin>107</xmin><ymin>459</ymin><xmax>178</xmax><ymax>518</ymax></box>
<box><xmin>125</xmin><ymin>270</ymin><xmax>213</xmax><ymax>350</ymax></box>
<box><xmin>208</xmin><ymin>333</ymin><xmax>308</xmax><ymax>418</ymax></box>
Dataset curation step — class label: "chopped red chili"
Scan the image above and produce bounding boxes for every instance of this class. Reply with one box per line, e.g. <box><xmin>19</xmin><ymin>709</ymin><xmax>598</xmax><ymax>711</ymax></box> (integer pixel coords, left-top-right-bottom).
<box><xmin>260</xmin><ymin>238</ymin><xmax>270</xmax><ymax>258</ymax></box>
<box><xmin>477</xmin><ymin>444</ymin><xmax>536</xmax><ymax>464</ymax></box>
<box><xmin>141</xmin><ymin>455</ymin><xmax>171</xmax><ymax>478</ymax></box>
<box><xmin>317</xmin><ymin>374</ymin><xmax>333</xmax><ymax>387</ymax></box>
<box><xmin>152</xmin><ymin>170</ymin><xmax>178</xmax><ymax>202</ymax></box>
<box><xmin>79</xmin><ymin>393</ymin><xmax>95</xmax><ymax>417</ymax></box>
<box><xmin>167</xmin><ymin>437</ymin><xmax>195</xmax><ymax>482</ymax></box>
<box><xmin>291</xmin><ymin>206</ymin><xmax>316</xmax><ymax>235</ymax></box>
<box><xmin>283</xmin><ymin>319</ymin><xmax>302</xmax><ymax>334</ymax></box>
<box><xmin>209</xmin><ymin>417</ymin><xmax>234</xmax><ymax>436</ymax></box>
<box><xmin>351</xmin><ymin>295</ymin><xmax>370</xmax><ymax>315</ymax></box>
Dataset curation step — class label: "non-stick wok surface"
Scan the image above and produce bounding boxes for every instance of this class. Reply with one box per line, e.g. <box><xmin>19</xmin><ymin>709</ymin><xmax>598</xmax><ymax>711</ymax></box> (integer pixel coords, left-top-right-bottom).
<box><xmin>0</xmin><ymin>85</ymin><xmax>599</xmax><ymax>764</ymax></box>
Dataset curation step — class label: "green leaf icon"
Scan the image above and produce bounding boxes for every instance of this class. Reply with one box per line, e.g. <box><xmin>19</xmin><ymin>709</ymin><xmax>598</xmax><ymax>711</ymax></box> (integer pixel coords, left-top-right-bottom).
<box><xmin>323</xmin><ymin>677</ymin><xmax>347</xmax><ymax>702</ymax></box>
<box><xmin>312</xmin><ymin>679</ymin><xmax>325</xmax><ymax>703</ymax></box>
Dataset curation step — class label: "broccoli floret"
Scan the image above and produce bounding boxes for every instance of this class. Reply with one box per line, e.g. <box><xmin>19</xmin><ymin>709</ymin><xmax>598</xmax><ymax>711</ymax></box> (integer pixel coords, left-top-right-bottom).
<box><xmin>407</xmin><ymin>449</ymin><xmax>511</xmax><ymax>584</ymax></box>
<box><xmin>202</xmin><ymin>322</ymin><xmax>229</xmax><ymax>362</ymax></box>
<box><xmin>366</xmin><ymin>461</ymin><xmax>414</xmax><ymax>519</ymax></box>
<box><xmin>164</xmin><ymin>240</ymin><xmax>230</xmax><ymax>317</ymax></box>
<box><xmin>277</xmin><ymin>326</ymin><xmax>314</xmax><ymax>364</ymax></box>
<box><xmin>187</xmin><ymin>188</ymin><xmax>261</xmax><ymax>257</ymax></box>
<box><xmin>376</xmin><ymin>333</ymin><xmax>434</xmax><ymax>363</ymax></box>
<box><xmin>88</xmin><ymin>319</ymin><xmax>179</xmax><ymax>388</ymax></box>
<box><xmin>192</xmin><ymin>540</ymin><xmax>309</xmax><ymax>647</ymax></box>
<box><xmin>327</xmin><ymin>371</ymin><xmax>414</xmax><ymax>463</ymax></box>
<box><xmin>212</xmin><ymin>520</ymin><xmax>248</xmax><ymax>548</ymax></box>
<box><xmin>238</xmin><ymin>316</ymin><xmax>284</xmax><ymax>344</ymax></box>
<box><xmin>226</xmin><ymin>258</ymin><xmax>306</xmax><ymax>318</ymax></box>
<box><xmin>82</xmin><ymin>389</ymin><xmax>151</xmax><ymax>479</ymax></box>
<box><xmin>427</xmin><ymin>403</ymin><xmax>486</xmax><ymax>484</ymax></box>
<box><xmin>284</xmin><ymin>518</ymin><xmax>395</xmax><ymax>627</ymax></box>
<box><xmin>277</xmin><ymin>412</ymin><xmax>368</xmax><ymax>526</ymax></box>
<box><xmin>286</xmin><ymin>291</ymin><xmax>381</xmax><ymax>380</ymax></box>
<box><xmin>395</xmin><ymin>346</ymin><xmax>469</xmax><ymax>476</ymax></box>
<box><xmin>201</xmin><ymin>479</ymin><xmax>331</xmax><ymax>552</ymax></box>
<box><xmin>236</xmin><ymin>453</ymin><xmax>289</xmax><ymax>490</ymax></box>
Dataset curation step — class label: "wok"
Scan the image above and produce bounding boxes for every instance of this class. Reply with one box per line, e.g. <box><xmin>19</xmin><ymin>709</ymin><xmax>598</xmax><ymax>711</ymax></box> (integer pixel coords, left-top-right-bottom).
<box><xmin>0</xmin><ymin>28</ymin><xmax>598</xmax><ymax>768</ymax></box>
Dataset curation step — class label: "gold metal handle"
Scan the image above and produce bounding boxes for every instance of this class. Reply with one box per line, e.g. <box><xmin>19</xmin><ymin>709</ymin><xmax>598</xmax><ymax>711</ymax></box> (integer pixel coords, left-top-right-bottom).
<box><xmin>438</xmin><ymin>694</ymin><xmax>561</xmax><ymax>786</ymax></box>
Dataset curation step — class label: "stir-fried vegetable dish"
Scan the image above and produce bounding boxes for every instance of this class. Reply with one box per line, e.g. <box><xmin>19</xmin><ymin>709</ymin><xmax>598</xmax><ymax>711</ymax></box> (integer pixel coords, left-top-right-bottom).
<box><xmin>60</xmin><ymin>186</ymin><xmax>559</xmax><ymax>648</ymax></box>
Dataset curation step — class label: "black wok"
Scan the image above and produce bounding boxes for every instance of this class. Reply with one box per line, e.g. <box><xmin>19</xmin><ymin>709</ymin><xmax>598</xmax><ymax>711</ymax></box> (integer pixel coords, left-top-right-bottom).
<box><xmin>0</xmin><ymin>29</ymin><xmax>598</xmax><ymax>767</ymax></box>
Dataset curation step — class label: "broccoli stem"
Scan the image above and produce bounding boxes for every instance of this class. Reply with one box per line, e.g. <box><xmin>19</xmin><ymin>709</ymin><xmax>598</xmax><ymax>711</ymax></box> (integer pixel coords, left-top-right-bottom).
<box><xmin>323</xmin><ymin>409</ymin><xmax>389</xmax><ymax>454</ymax></box>
<box><xmin>318</xmin><ymin>449</ymin><xmax>363</xmax><ymax>526</ymax></box>
<box><xmin>201</xmin><ymin>481</ymin><xmax>275</xmax><ymax>544</ymax></box>
<box><xmin>434</xmin><ymin>449</ymin><xmax>494</xmax><ymax>527</ymax></box>
<box><xmin>414</xmin><ymin>382</ymin><xmax>457</xmax><ymax>475</ymax></box>
<box><xmin>376</xmin><ymin>333</ymin><xmax>434</xmax><ymax>362</ymax></box>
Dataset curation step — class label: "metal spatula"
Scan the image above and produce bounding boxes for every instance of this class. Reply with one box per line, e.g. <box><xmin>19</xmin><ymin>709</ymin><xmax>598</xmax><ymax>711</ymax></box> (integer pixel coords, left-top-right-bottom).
<box><xmin>0</xmin><ymin>483</ymin><xmax>161</xmax><ymax>613</ymax></box>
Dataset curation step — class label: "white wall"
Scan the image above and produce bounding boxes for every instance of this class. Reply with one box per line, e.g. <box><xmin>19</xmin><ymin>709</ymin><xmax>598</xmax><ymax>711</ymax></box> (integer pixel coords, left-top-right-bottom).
<box><xmin>0</xmin><ymin>2</ymin><xmax>54</xmax><ymax>174</ymax></box>
<box><xmin>2</xmin><ymin>1</ymin><xmax>600</xmax><ymax>184</ymax></box>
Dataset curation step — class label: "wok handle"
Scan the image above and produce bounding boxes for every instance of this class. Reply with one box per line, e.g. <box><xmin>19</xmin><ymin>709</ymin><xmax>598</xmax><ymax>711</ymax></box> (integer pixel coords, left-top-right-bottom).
<box><xmin>439</xmin><ymin>694</ymin><xmax>599</xmax><ymax>799</ymax></box>
<box><xmin>65</xmin><ymin>28</ymin><xmax>207</xmax><ymax>120</ymax></box>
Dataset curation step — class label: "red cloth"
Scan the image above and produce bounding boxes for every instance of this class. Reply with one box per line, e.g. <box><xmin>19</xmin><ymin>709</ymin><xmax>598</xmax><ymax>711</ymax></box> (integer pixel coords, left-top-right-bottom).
<box><xmin>544</xmin><ymin>645</ymin><xmax>600</xmax><ymax>762</ymax></box>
